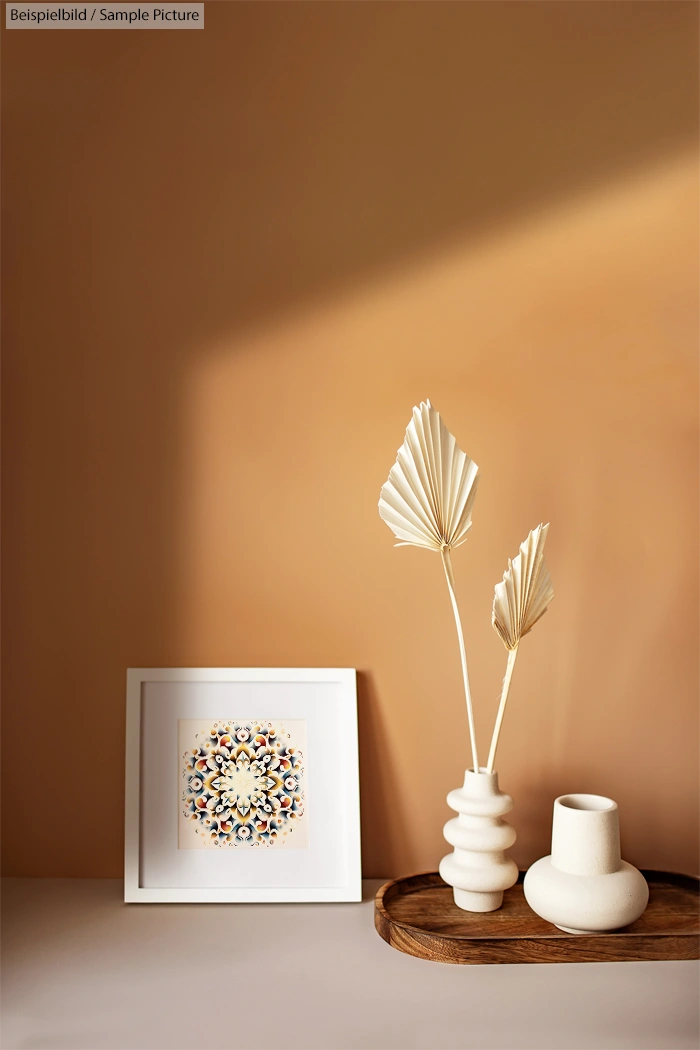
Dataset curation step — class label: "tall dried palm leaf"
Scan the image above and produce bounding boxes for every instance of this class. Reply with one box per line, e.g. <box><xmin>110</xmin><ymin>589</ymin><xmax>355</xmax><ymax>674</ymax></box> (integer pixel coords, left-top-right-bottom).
<box><xmin>379</xmin><ymin>401</ymin><xmax>481</xmax><ymax>772</ymax></box>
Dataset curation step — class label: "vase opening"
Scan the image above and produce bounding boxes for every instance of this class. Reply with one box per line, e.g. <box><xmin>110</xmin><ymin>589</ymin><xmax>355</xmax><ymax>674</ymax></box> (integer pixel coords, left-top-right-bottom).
<box><xmin>557</xmin><ymin>794</ymin><xmax>615</xmax><ymax>812</ymax></box>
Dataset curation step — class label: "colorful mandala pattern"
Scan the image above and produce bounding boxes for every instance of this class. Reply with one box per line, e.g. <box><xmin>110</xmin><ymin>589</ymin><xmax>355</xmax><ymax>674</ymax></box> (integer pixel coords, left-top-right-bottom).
<box><xmin>182</xmin><ymin>721</ymin><xmax>305</xmax><ymax>847</ymax></box>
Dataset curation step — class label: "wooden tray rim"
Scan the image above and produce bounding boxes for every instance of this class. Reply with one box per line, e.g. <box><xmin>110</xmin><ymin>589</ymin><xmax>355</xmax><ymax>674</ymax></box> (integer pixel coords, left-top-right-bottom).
<box><xmin>375</xmin><ymin>869</ymin><xmax>700</xmax><ymax>943</ymax></box>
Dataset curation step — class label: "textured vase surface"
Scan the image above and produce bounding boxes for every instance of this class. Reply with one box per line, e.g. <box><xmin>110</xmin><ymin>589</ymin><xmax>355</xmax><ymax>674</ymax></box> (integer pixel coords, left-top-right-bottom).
<box><xmin>523</xmin><ymin>793</ymin><xmax>649</xmax><ymax>933</ymax></box>
<box><xmin>439</xmin><ymin>769</ymin><xmax>518</xmax><ymax>912</ymax></box>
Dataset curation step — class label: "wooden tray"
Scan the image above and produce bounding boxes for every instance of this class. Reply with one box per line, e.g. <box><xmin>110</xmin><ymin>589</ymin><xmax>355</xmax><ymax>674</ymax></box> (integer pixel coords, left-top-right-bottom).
<box><xmin>375</xmin><ymin>870</ymin><xmax>699</xmax><ymax>964</ymax></box>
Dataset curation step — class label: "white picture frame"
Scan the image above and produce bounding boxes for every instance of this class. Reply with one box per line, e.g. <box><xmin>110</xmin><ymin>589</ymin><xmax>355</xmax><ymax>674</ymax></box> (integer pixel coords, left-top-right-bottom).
<box><xmin>125</xmin><ymin>667</ymin><xmax>361</xmax><ymax>903</ymax></box>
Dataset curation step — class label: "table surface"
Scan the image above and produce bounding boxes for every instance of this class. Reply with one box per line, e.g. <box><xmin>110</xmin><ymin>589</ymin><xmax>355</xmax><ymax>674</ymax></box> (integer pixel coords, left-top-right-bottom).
<box><xmin>2</xmin><ymin>878</ymin><xmax>699</xmax><ymax>1050</ymax></box>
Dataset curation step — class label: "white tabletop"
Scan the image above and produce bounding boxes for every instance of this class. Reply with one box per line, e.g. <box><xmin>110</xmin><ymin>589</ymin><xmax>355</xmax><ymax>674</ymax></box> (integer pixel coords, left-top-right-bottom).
<box><xmin>1</xmin><ymin>878</ymin><xmax>698</xmax><ymax>1050</ymax></box>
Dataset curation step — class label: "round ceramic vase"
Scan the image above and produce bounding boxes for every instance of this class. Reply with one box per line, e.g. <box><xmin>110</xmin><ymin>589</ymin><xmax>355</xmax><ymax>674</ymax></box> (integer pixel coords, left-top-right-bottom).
<box><xmin>523</xmin><ymin>793</ymin><xmax>649</xmax><ymax>934</ymax></box>
<box><xmin>439</xmin><ymin>769</ymin><xmax>519</xmax><ymax>912</ymax></box>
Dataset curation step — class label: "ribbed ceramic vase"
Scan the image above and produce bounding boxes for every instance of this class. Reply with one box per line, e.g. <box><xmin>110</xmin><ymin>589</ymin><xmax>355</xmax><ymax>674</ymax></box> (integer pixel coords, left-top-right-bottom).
<box><xmin>523</xmin><ymin>793</ymin><xmax>649</xmax><ymax>933</ymax></box>
<box><xmin>439</xmin><ymin>769</ymin><xmax>519</xmax><ymax>912</ymax></box>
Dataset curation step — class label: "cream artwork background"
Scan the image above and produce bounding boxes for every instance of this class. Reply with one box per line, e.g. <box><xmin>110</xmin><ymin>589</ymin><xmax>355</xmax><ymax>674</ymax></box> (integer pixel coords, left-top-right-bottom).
<box><xmin>179</xmin><ymin>718</ymin><xmax>308</xmax><ymax>850</ymax></box>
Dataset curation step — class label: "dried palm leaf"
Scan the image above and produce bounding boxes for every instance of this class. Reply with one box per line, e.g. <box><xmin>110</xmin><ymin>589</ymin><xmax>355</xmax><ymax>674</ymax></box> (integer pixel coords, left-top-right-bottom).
<box><xmin>379</xmin><ymin>401</ymin><xmax>481</xmax><ymax>772</ymax></box>
<box><xmin>486</xmin><ymin>524</ymin><xmax>554</xmax><ymax>772</ymax></box>
<box><xmin>492</xmin><ymin>523</ymin><xmax>553</xmax><ymax>650</ymax></box>
<box><xmin>378</xmin><ymin>401</ymin><xmax>480</xmax><ymax>552</ymax></box>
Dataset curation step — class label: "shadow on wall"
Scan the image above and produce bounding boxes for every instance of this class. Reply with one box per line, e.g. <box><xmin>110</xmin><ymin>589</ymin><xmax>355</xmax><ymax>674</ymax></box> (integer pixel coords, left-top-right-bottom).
<box><xmin>2</xmin><ymin>2</ymin><xmax>698</xmax><ymax>877</ymax></box>
<box><xmin>356</xmin><ymin>671</ymin><xmax>413</xmax><ymax>879</ymax></box>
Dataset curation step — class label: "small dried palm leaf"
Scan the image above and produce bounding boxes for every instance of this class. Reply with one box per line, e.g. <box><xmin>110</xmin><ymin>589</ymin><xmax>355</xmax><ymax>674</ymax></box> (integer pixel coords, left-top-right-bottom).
<box><xmin>492</xmin><ymin>524</ymin><xmax>554</xmax><ymax>650</ymax></box>
<box><xmin>378</xmin><ymin>401</ymin><xmax>479</xmax><ymax>551</ymax></box>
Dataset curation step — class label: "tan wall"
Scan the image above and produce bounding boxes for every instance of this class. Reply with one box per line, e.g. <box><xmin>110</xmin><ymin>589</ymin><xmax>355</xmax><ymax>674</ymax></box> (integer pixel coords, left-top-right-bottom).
<box><xmin>2</xmin><ymin>2</ymin><xmax>698</xmax><ymax>879</ymax></box>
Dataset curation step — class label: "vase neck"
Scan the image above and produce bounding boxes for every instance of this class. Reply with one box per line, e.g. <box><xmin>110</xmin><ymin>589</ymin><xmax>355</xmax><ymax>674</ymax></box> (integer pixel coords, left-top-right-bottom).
<box><xmin>462</xmin><ymin>768</ymin><xmax>501</xmax><ymax>796</ymax></box>
<box><xmin>551</xmin><ymin>794</ymin><xmax>621</xmax><ymax>875</ymax></box>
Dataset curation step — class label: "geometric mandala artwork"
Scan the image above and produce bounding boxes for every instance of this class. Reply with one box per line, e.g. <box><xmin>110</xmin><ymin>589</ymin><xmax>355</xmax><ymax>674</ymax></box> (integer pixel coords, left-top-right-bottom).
<box><xmin>178</xmin><ymin>719</ymin><xmax>307</xmax><ymax>850</ymax></box>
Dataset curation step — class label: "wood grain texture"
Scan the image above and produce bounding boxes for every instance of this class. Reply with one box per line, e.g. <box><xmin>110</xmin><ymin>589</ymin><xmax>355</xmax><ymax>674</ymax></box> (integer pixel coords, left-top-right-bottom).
<box><xmin>374</xmin><ymin>870</ymin><xmax>699</xmax><ymax>965</ymax></box>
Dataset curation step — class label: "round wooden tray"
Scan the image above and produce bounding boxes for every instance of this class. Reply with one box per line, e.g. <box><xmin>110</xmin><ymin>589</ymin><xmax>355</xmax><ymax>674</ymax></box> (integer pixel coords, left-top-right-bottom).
<box><xmin>374</xmin><ymin>870</ymin><xmax>700</xmax><ymax>964</ymax></box>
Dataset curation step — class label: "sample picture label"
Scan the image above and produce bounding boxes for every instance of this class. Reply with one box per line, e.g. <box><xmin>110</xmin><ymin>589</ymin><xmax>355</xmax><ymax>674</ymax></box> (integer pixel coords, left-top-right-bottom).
<box><xmin>5</xmin><ymin>4</ymin><xmax>204</xmax><ymax>30</ymax></box>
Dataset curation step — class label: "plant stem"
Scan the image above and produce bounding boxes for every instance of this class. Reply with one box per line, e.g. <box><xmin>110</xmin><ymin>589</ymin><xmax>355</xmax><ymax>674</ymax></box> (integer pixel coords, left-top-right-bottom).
<box><xmin>440</xmin><ymin>547</ymin><xmax>480</xmax><ymax>774</ymax></box>
<box><xmin>486</xmin><ymin>646</ymin><xmax>518</xmax><ymax>774</ymax></box>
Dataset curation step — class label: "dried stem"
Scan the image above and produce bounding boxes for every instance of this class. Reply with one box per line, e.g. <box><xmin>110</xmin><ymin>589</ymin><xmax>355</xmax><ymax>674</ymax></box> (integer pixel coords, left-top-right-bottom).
<box><xmin>486</xmin><ymin>646</ymin><xmax>519</xmax><ymax>774</ymax></box>
<box><xmin>440</xmin><ymin>547</ymin><xmax>479</xmax><ymax>774</ymax></box>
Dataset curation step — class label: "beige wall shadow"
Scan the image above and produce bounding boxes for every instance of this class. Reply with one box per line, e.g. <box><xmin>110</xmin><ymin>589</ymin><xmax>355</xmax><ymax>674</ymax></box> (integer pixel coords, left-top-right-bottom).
<box><xmin>356</xmin><ymin>671</ymin><xmax>413</xmax><ymax>879</ymax></box>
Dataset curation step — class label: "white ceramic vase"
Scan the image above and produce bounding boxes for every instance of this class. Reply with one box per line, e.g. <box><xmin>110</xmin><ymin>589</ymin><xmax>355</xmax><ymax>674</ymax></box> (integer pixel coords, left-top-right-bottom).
<box><xmin>439</xmin><ymin>769</ymin><xmax>519</xmax><ymax>912</ymax></box>
<box><xmin>523</xmin><ymin>793</ymin><xmax>649</xmax><ymax>933</ymax></box>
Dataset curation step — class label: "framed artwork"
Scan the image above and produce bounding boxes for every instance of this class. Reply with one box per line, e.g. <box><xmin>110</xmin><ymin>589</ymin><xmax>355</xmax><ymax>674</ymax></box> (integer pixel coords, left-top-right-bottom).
<box><xmin>124</xmin><ymin>667</ymin><xmax>361</xmax><ymax>903</ymax></box>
